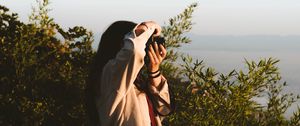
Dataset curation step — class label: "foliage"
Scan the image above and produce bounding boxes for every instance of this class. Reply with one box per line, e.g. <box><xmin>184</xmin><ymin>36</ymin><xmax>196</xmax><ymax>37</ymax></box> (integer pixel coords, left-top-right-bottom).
<box><xmin>0</xmin><ymin>0</ymin><xmax>94</xmax><ymax>125</ymax></box>
<box><xmin>160</xmin><ymin>3</ymin><xmax>197</xmax><ymax>81</ymax></box>
<box><xmin>164</xmin><ymin>56</ymin><xmax>300</xmax><ymax>125</ymax></box>
<box><xmin>162</xmin><ymin>3</ymin><xmax>196</xmax><ymax>62</ymax></box>
<box><xmin>1</xmin><ymin>1</ymin><xmax>299</xmax><ymax>126</ymax></box>
<box><xmin>160</xmin><ymin>3</ymin><xmax>300</xmax><ymax>126</ymax></box>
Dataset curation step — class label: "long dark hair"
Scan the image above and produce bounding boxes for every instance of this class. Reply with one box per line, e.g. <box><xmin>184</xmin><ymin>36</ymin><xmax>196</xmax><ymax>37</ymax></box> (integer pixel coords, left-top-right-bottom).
<box><xmin>86</xmin><ymin>21</ymin><xmax>137</xmax><ymax>125</ymax></box>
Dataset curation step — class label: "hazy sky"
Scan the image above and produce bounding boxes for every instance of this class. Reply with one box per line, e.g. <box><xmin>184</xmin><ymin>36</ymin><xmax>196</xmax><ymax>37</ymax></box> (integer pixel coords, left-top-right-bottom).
<box><xmin>2</xmin><ymin>0</ymin><xmax>300</xmax><ymax>36</ymax></box>
<box><xmin>2</xmin><ymin>0</ymin><xmax>300</xmax><ymax>117</ymax></box>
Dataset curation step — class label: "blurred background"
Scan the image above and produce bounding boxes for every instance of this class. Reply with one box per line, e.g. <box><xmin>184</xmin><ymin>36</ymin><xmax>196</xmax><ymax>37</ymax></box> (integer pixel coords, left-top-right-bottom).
<box><xmin>2</xmin><ymin>0</ymin><xmax>300</xmax><ymax>122</ymax></box>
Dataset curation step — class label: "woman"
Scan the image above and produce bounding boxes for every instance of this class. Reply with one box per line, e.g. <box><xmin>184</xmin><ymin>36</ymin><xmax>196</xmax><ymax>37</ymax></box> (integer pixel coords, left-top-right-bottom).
<box><xmin>86</xmin><ymin>21</ymin><xmax>171</xmax><ymax>126</ymax></box>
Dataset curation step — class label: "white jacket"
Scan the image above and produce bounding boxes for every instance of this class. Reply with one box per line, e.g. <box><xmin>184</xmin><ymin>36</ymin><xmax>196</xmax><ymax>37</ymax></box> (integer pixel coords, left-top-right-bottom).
<box><xmin>96</xmin><ymin>24</ymin><xmax>171</xmax><ymax>126</ymax></box>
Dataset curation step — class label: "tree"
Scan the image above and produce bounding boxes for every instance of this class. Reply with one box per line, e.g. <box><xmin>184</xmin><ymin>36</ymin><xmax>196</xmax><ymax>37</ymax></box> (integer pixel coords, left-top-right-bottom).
<box><xmin>1</xmin><ymin>0</ymin><xmax>94</xmax><ymax>125</ymax></box>
<box><xmin>164</xmin><ymin>56</ymin><xmax>300</xmax><ymax>125</ymax></box>
<box><xmin>160</xmin><ymin>3</ymin><xmax>300</xmax><ymax>126</ymax></box>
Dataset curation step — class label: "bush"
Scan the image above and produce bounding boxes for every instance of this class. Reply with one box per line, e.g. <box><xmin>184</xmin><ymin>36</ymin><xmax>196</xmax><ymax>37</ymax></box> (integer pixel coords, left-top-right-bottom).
<box><xmin>1</xmin><ymin>1</ymin><xmax>93</xmax><ymax>125</ymax></box>
<box><xmin>164</xmin><ymin>56</ymin><xmax>300</xmax><ymax>126</ymax></box>
<box><xmin>160</xmin><ymin>3</ymin><xmax>300</xmax><ymax>126</ymax></box>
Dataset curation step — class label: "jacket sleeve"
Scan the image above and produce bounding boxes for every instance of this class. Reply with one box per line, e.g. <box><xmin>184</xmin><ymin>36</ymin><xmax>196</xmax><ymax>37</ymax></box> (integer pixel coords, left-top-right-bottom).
<box><xmin>148</xmin><ymin>76</ymin><xmax>172</xmax><ymax>116</ymax></box>
<box><xmin>99</xmin><ymin>24</ymin><xmax>155</xmax><ymax>114</ymax></box>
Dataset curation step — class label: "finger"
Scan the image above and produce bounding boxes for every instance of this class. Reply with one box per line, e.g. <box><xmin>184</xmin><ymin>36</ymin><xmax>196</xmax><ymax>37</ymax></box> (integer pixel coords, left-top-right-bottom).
<box><xmin>159</xmin><ymin>44</ymin><xmax>167</xmax><ymax>59</ymax></box>
<box><xmin>147</xmin><ymin>50</ymin><xmax>155</xmax><ymax>65</ymax></box>
<box><xmin>134</xmin><ymin>26</ymin><xmax>147</xmax><ymax>37</ymax></box>
<box><xmin>149</xmin><ymin>45</ymin><xmax>159</xmax><ymax>64</ymax></box>
<box><xmin>153</xmin><ymin>24</ymin><xmax>161</xmax><ymax>37</ymax></box>
<box><xmin>144</xmin><ymin>21</ymin><xmax>161</xmax><ymax>36</ymax></box>
<box><xmin>153</xmin><ymin>42</ymin><xmax>162</xmax><ymax>60</ymax></box>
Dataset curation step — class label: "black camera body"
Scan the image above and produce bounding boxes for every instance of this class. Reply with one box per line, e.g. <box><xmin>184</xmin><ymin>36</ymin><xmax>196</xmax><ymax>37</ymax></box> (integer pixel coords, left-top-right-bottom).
<box><xmin>144</xmin><ymin>35</ymin><xmax>166</xmax><ymax>65</ymax></box>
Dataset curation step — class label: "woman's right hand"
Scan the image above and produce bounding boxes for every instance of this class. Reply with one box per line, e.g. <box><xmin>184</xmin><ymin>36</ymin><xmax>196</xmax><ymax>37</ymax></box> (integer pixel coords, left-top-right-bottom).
<box><xmin>135</xmin><ymin>21</ymin><xmax>161</xmax><ymax>37</ymax></box>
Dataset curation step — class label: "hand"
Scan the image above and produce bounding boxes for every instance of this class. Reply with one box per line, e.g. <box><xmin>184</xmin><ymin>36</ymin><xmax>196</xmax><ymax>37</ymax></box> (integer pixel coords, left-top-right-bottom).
<box><xmin>135</xmin><ymin>21</ymin><xmax>161</xmax><ymax>37</ymax></box>
<box><xmin>147</xmin><ymin>42</ymin><xmax>167</xmax><ymax>73</ymax></box>
<box><xmin>147</xmin><ymin>42</ymin><xmax>166</xmax><ymax>88</ymax></box>
<box><xmin>142</xmin><ymin>21</ymin><xmax>162</xmax><ymax>36</ymax></box>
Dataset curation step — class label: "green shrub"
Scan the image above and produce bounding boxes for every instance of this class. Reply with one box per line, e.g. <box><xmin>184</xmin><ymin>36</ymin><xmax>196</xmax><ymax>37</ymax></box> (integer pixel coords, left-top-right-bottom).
<box><xmin>1</xmin><ymin>0</ymin><xmax>93</xmax><ymax>125</ymax></box>
<box><xmin>161</xmin><ymin>3</ymin><xmax>300</xmax><ymax>126</ymax></box>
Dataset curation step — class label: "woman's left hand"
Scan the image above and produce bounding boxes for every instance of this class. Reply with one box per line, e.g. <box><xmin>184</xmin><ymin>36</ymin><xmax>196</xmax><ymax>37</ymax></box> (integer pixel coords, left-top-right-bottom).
<box><xmin>146</xmin><ymin>42</ymin><xmax>167</xmax><ymax>88</ymax></box>
<box><xmin>147</xmin><ymin>42</ymin><xmax>167</xmax><ymax>72</ymax></box>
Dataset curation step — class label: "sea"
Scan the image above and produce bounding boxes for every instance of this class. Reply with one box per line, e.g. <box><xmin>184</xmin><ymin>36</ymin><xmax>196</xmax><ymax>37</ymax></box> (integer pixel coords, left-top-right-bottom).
<box><xmin>180</xmin><ymin>35</ymin><xmax>300</xmax><ymax>118</ymax></box>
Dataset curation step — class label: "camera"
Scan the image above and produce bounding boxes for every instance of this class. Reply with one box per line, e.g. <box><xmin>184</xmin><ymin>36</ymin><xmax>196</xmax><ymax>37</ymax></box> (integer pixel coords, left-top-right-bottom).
<box><xmin>144</xmin><ymin>35</ymin><xmax>166</xmax><ymax>65</ymax></box>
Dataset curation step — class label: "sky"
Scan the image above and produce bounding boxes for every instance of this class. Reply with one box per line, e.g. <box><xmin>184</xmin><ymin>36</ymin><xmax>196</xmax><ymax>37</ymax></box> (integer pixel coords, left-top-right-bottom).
<box><xmin>1</xmin><ymin>0</ymin><xmax>300</xmax><ymax>36</ymax></box>
<box><xmin>2</xmin><ymin>0</ymin><xmax>300</xmax><ymax>117</ymax></box>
